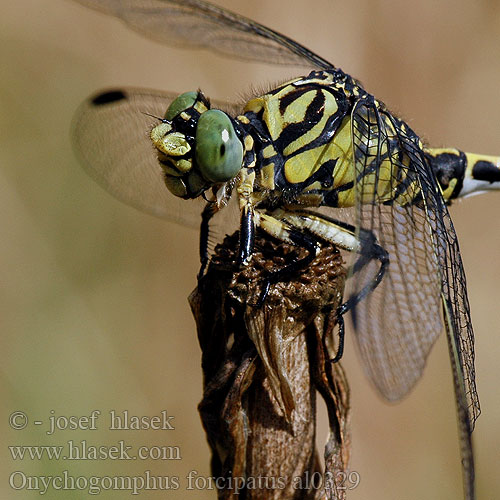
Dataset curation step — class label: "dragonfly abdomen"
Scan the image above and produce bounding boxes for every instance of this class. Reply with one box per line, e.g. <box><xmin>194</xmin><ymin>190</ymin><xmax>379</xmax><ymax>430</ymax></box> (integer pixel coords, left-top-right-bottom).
<box><xmin>425</xmin><ymin>148</ymin><xmax>500</xmax><ymax>200</ymax></box>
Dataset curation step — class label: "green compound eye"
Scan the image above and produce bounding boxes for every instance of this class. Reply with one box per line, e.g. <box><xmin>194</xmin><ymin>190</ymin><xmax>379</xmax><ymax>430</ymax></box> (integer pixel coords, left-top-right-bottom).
<box><xmin>195</xmin><ymin>109</ymin><xmax>243</xmax><ymax>183</ymax></box>
<box><xmin>164</xmin><ymin>91</ymin><xmax>198</xmax><ymax>120</ymax></box>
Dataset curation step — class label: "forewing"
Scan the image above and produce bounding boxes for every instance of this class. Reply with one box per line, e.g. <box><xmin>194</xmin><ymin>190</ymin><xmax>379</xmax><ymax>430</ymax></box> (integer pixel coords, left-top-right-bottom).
<box><xmin>72</xmin><ymin>0</ymin><xmax>332</xmax><ymax>69</ymax></box>
<box><xmin>348</xmin><ymin>98</ymin><xmax>443</xmax><ymax>401</ymax></box>
<box><xmin>437</xmin><ymin>206</ymin><xmax>481</xmax><ymax>427</ymax></box>
<box><xmin>350</xmin><ymin>98</ymin><xmax>480</xmax><ymax>421</ymax></box>
<box><xmin>72</xmin><ymin>87</ymin><xmax>239</xmax><ymax>228</ymax></box>
<box><xmin>435</xmin><ymin>167</ymin><xmax>479</xmax><ymax>500</ymax></box>
<box><xmin>350</xmin><ymin>98</ymin><xmax>478</xmax><ymax>497</ymax></box>
<box><xmin>393</xmin><ymin>112</ymin><xmax>478</xmax><ymax>498</ymax></box>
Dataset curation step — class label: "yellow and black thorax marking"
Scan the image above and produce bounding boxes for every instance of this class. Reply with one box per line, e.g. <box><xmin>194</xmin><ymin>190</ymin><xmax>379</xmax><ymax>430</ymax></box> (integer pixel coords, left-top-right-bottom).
<box><xmin>240</xmin><ymin>71</ymin><xmax>354</xmax><ymax>208</ymax></box>
<box><xmin>239</xmin><ymin>70</ymin><xmax>427</xmax><ymax>210</ymax></box>
<box><xmin>238</xmin><ymin>69</ymin><xmax>500</xmax><ymax>210</ymax></box>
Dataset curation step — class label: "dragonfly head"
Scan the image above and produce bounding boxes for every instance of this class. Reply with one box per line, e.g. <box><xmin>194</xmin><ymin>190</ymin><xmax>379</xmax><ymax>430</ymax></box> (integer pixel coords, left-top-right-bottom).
<box><xmin>150</xmin><ymin>91</ymin><xmax>244</xmax><ymax>199</ymax></box>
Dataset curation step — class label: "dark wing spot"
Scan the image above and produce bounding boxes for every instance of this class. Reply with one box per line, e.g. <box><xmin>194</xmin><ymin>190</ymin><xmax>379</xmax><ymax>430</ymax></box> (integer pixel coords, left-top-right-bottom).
<box><xmin>220</xmin><ymin>144</ymin><xmax>226</xmax><ymax>157</ymax></box>
<box><xmin>91</xmin><ymin>90</ymin><xmax>127</xmax><ymax>106</ymax></box>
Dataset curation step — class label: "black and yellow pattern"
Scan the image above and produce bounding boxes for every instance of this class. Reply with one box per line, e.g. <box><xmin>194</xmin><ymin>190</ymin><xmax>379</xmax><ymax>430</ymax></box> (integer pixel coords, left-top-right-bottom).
<box><xmin>71</xmin><ymin>2</ymin><xmax>500</xmax><ymax>499</ymax></box>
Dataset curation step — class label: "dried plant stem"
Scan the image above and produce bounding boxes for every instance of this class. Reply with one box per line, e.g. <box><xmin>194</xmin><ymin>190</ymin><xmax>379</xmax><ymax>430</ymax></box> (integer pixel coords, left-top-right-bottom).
<box><xmin>189</xmin><ymin>231</ymin><xmax>351</xmax><ymax>499</ymax></box>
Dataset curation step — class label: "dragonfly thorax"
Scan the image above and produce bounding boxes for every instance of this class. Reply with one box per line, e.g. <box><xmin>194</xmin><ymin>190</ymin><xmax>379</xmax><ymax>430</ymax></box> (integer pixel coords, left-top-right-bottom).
<box><xmin>150</xmin><ymin>91</ymin><xmax>245</xmax><ymax>200</ymax></box>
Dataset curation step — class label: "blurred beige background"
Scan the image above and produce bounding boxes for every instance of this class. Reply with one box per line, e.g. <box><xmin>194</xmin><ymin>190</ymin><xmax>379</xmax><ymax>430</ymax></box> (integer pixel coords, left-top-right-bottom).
<box><xmin>1</xmin><ymin>1</ymin><xmax>499</xmax><ymax>498</ymax></box>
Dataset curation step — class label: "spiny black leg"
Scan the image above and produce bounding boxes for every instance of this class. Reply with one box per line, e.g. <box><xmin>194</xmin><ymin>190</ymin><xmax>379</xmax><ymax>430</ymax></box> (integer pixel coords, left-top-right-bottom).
<box><xmin>278</xmin><ymin>210</ymin><xmax>389</xmax><ymax>362</ymax></box>
<box><xmin>256</xmin><ymin>280</ymin><xmax>271</xmax><ymax>308</ymax></box>
<box><xmin>330</xmin><ymin>314</ymin><xmax>345</xmax><ymax>363</ymax></box>
<box><xmin>293</xmin><ymin>209</ymin><xmax>390</xmax><ymax>319</ymax></box>
<box><xmin>338</xmin><ymin>240</ymin><xmax>389</xmax><ymax>320</ymax></box>
<box><xmin>237</xmin><ymin>205</ymin><xmax>255</xmax><ymax>266</ymax></box>
<box><xmin>331</xmin><ymin>245</ymin><xmax>386</xmax><ymax>364</ymax></box>
<box><xmin>256</xmin><ymin>228</ymin><xmax>318</xmax><ymax>307</ymax></box>
<box><xmin>328</xmin><ymin>233</ymin><xmax>388</xmax><ymax>362</ymax></box>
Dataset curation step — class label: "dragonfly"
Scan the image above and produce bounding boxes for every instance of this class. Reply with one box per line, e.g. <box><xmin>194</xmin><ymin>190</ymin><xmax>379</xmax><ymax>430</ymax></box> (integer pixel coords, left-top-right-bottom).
<box><xmin>71</xmin><ymin>1</ymin><xmax>500</xmax><ymax>498</ymax></box>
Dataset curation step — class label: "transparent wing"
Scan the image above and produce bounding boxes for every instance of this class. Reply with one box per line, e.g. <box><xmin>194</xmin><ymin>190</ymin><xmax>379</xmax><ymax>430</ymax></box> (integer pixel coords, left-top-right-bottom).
<box><xmin>72</xmin><ymin>0</ymin><xmax>333</xmax><ymax>69</ymax></box>
<box><xmin>72</xmin><ymin>87</ymin><xmax>240</xmax><ymax>228</ymax></box>
<box><xmin>438</xmin><ymin>210</ymin><xmax>480</xmax><ymax>427</ymax></box>
<box><xmin>349</xmin><ymin>99</ymin><xmax>443</xmax><ymax>401</ymax></box>
<box><xmin>350</xmin><ymin>98</ymin><xmax>477</xmax><ymax>497</ymax></box>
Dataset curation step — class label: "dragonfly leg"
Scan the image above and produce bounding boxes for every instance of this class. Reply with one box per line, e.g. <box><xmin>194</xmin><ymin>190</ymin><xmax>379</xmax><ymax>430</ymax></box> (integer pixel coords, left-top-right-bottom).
<box><xmin>278</xmin><ymin>210</ymin><xmax>389</xmax><ymax>361</ymax></box>
<box><xmin>198</xmin><ymin>202</ymin><xmax>219</xmax><ymax>280</ymax></box>
<box><xmin>236</xmin><ymin>167</ymin><xmax>257</xmax><ymax>266</ymax></box>
<box><xmin>330</xmin><ymin>313</ymin><xmax>345</xmax><ymax>363</ymax></box>
<box><xmin>256</xmin><ymin>211</ymin><xmax>320</xmax><ymax>306</ymax></box>
<box><xmin>330</xmin><ymin>231</ymin><xmax>388</xmax><ymax>362</ymax></box>
<box><xmin>336</xmin><ymin>228</ymin><xmax>389</xmax><ymax>318</ymax></box>
<box><xmin>237</xmin><ymin>204</ymin><xmax>255</xmax><ymax>266</ymax></box>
